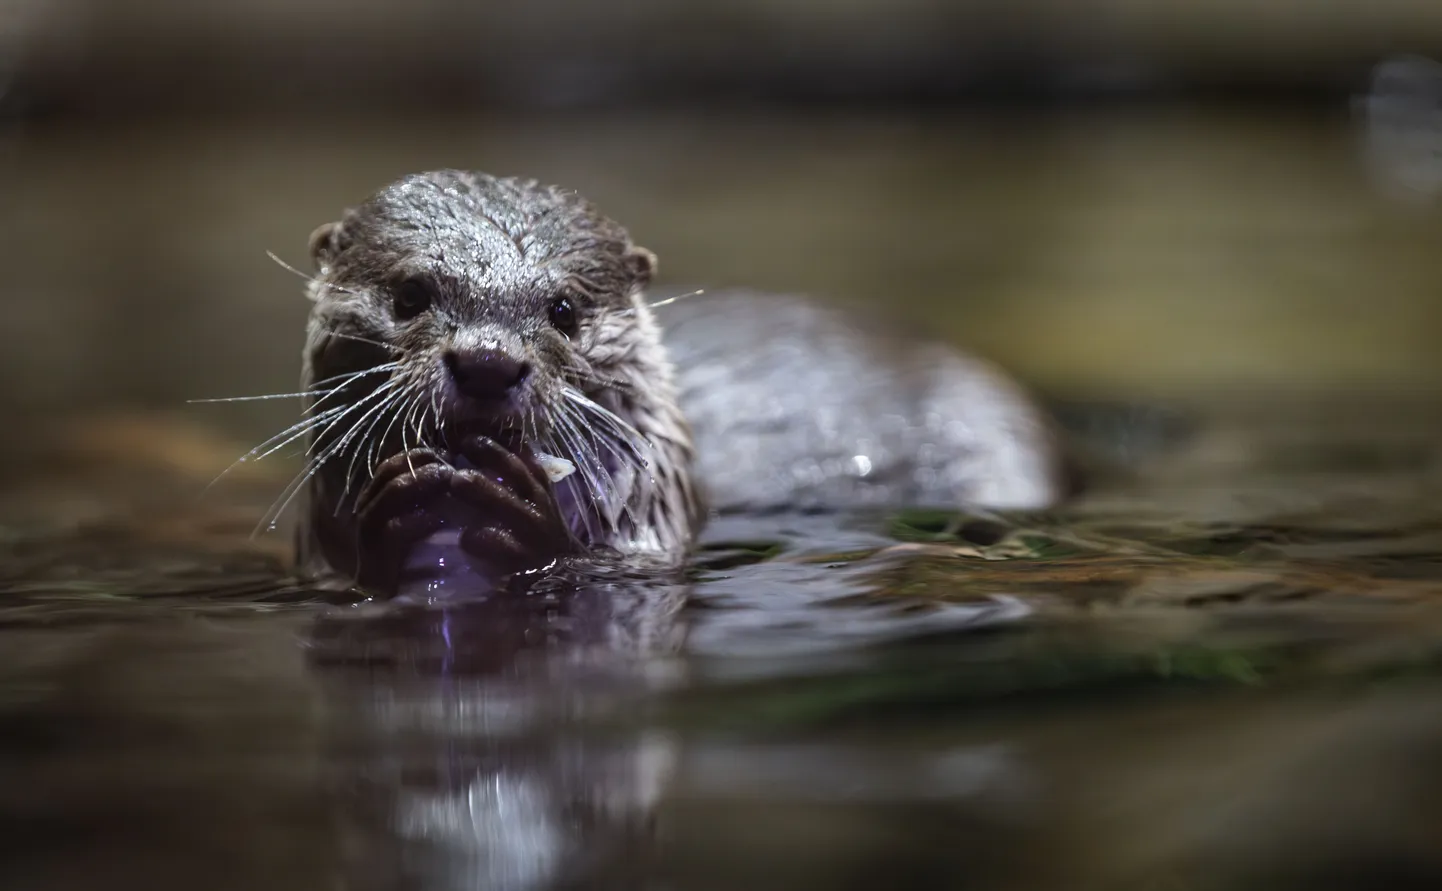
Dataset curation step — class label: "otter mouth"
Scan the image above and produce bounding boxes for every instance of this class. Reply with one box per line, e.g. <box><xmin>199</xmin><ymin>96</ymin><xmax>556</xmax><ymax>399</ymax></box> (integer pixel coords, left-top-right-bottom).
<box><xmin>443</xmin><ymin>418</ymin><xmax>527</xmax><ymax>453</ymax></box>
<box><xmin>430</xmin><ymin>402</ymin><xmax>577</xmax><ymax>485</ymax></box>
<box><xmin>436</xmin><ymin>400</ymin><xmax>532</xmax><ymax>452</ymax></box>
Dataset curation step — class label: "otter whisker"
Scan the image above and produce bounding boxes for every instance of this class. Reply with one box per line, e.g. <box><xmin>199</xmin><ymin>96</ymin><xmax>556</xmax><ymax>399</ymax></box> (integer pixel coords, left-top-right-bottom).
<box><xmin>331</xmin><ymin>391</ymin><xmax>406</xmax><ymax>476</ymax></box>
<box><xmin>646</xmin><ymin>288</ymin><xmax>705</xmax><ymax>310</ymax></box>
<box><xmin>584</xmin><ymin>434</ymin><xmax>642</xmax><ymax>529</ymax></box>
<box><xmin>553</xmin><ymin>406</ymin><xmax>612</xmax><ymax>497</ymax></box>
<box><xmin>201</xmin><ymin>403</ymin><xmax>351</xmax><ymax>495</ymax></box>
<box><xmin>559</xmin><ymin>390</ymin><xmax>643</xmax><ymax>473</ymax></box>
<box><xmin>256</xmin><ymin>380</ymin><xmax>404</xmax><ymax>535</ymax></box>
<box><xmin>255</xmin><ymin>402</ymin><xmax>369</xmax><ymax>464</ymax></box>
<box><xmin>310</xmin><ymin>361</ymin><xmax>402</xmax><ymax>387</ymax></box>
<box><xmin>408</xmin><ymin>393</ymin><xmax>451</xmax><ymax>471</ymax></box>
<box><xmin>412</xmin><ymin>397</ymin><xmax>452</xmax><ymax>473</ymax></box>
<box><xmin>416</xmin><ymin>403</ymin><xmax>433</xmax><ymax>450</ymax></box>
<box><xmin>325</xmin><ymin>331</ymin><xmax>406</xmax><ymax>354</ymax></box>
<box><xmin>556</xmin><ymin>466</ymin><xmax>600</xmax><ymax>544</ymax></box>
<box><xmin>574</xmin><ymin>404</ymin><xmax>647</xmax><ymax>470</ymax></box>
<box><xmin>190</xmin><ymin>390</ymin><xmax>342</xmax><ymax>405</ymax></box>
<box><xmin>400</xmin><ymin>398</ymin><xmax>415</xmax><ymax>476</ymax></box>
<box><xmin>244</xmin><ymin>405</ymin><xmax>349</xmax><ymax>459</ymax></box>
<box><xmin>561</xmin><ymin>388</ymin><xmax>651</xmax><ymax>464</ymax></box>
<box><xmin>558</xmin><ymin>396</ymin><xmax>652</xmax><ymax>532</ymax></box>
<box><xmin>305</xmin><ymin>379</ymin><xmax>403</xmax><ymax>458</ymax></box>
<box><xmin>546</xmin><ymin>411</ymin><xmax>606</xmax><ymax>540</ymax></box>
<box><xmin>304</xmin><ymin>363</ymin><xmax>402</xmax><ymax>402</ymax></box>
<box><xmin>561</xmin><ymin>387</ymin><xmax>646</xmax><ymax>444</ymax></box>
<box><xmin>211</xmin><ymin>369</ymin><xmax>395</xmax><ymax>482</ymax></box>
<box><xmin>564</xmin><ymin>367</ymin><xmax>638</xmax><ymax>396</ymax></box>
<box><xmin>427</xmin><ymin>388</ymin><xmax>444</xmax><ymax>449</ymax></box>
<box><xmin>191</xmin><ymin>361</ymin><xmax>400</xmax><ymax>407</ymax></box>
<box><xmin>299</xmin><ymin>365</ymin><xmax>402</xmax><ymax>420</ymax></box>
<box><xmin>400</xmin><ymin>391</ymin><xmax>427</xmax><ymax>478</ymax></box>
<box><xmin>614</xmin><ymin>288</ymin><xmax>705</xmax><ymax>317</ymax></box>
<box><xmin>525</xmin><ymin>405</ymin><xmax>547</xmax><ymax>458</ymax></box>
<box><xmin>373</xmin><ymin>383</ymin><xmax>427</xmax><ymax>482</ymax></box>
<box><xmin>266</xmin><ymin>250</ymin><xmax>322</xmax><ymax>282</ymax></box>
<box><xmin>530</xmin><ymin>405</ymin><xmax>603</xmax><ymax>536</ymax></box>
<box><xmin>278</xmin><ymin>381</ymin><xmax>411</xmax><ymax>526</ymax></box>
<box><xmin>373</xmin><ymin>385</ymin><xmax>414</xmax><ymax>469</ymax></box>
<box><xmin>338</xmin><ymin>386</ymin><xmax>412</xmax><ymax>508</ymax></box>
<box><xmin>266</xmin><ymin>250</ymin><xmax>364</xmax><ymax>298</ymax></box>
<box><xmin>365</xmin><ymin>415</ymin><xmax>388</xmax><ymax>481</ymax></box>
<box><xmin>301</xmin><ymin>381</ymin><xmax>402</xmax><ymax>474</ymax></box>
<box><xmin>552</xmin><ymin>401</ymin><xmax>637</xmax><ymax>530</ymax></box>
<box><xmin>409</xmin><ymin>391</ymin><xmax>429</xmax><ymax>445</ymax></box>
<box><xmin>414</xmin><ymin>402</ymin><xmax>454</xmax><ymax>475</ymax></box>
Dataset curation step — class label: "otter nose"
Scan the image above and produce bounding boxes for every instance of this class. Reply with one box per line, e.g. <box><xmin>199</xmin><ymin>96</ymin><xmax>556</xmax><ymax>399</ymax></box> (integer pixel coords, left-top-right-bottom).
<box><xmin>444</xmin><ymin>348</ymin><xmax>530</xmax><ymax>401</ymax></box>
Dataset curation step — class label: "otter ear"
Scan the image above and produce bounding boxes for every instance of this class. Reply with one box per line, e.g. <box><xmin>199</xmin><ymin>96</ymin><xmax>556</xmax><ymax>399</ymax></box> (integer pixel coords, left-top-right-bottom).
<box><xmin>624</xmin><ymin>245</ymin><xmax>658</xmax><ymax>288</ymax></box>
<box><xmin>308</xmin><ymin>220</ymin><xmax>348</xmax><ymax>272</ymax></box>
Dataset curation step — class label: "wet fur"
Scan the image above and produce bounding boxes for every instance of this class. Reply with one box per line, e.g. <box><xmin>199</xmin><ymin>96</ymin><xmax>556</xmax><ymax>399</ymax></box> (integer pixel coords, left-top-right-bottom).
<box><xmin>293</xmin><ymin>171</ymin><xmax>702</xmax><ymax>585</ymax></box>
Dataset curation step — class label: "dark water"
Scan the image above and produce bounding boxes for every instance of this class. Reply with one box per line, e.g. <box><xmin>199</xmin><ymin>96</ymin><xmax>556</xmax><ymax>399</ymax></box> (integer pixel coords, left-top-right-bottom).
<box><xmin>3</xmin><ymin>110</ymin><xmax>1442</xmax><ymax>890</ymax></box>
<box><xmin>2</xmin><ymin>396</ymin><xmax>1442</xmax><ymax>891</ymax></box>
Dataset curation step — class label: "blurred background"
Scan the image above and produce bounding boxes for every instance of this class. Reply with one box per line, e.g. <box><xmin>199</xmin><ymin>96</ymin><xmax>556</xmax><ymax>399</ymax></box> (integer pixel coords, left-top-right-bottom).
<box><xmin>2</xmin><ymin>0</ymin><xmax>1442</xmax><ymax>440</ymax></box>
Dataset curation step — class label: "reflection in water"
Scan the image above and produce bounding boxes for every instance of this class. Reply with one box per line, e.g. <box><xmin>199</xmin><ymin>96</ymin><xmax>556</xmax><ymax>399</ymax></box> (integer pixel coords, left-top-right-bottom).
<box><xmin>2</xmin><ymin>400</ymin><xmax>1442</xmax><ymax>889</ymax></box>
<box><xmin>306</xmin><ymin>566</ymin><xmax>687</xmax><ymax>891</ymax></box>
<box><xmin>686</xmin><ymin>511</ymin><xmax>1033</xmax><ymax>668</ymax></box>
<box><xmin>298</xmin><ymin>509</ymin><xmax>1035</xmax><ymax>891</ymax></box>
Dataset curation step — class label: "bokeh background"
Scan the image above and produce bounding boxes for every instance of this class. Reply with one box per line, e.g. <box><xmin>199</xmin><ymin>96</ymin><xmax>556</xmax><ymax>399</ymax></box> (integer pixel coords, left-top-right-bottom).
<box><xmin>2</xmin><ymin>0</ymin><xmax>1441</xmax><ymax>442</ymax></box>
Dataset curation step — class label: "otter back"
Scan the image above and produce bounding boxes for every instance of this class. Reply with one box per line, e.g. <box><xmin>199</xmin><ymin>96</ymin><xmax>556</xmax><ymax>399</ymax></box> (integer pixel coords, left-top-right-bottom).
<box><xmin>657</xmin><ymin>289</ymin><xmax>1067</xmax><ymax>515</ymax></box>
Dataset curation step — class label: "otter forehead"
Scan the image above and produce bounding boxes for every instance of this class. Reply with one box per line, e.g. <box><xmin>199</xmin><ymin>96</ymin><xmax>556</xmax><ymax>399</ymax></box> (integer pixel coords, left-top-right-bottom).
<box><xmin>330</xmin><ymin>170</ymin><xmax>641</xmax><ymax>304</ymax></box>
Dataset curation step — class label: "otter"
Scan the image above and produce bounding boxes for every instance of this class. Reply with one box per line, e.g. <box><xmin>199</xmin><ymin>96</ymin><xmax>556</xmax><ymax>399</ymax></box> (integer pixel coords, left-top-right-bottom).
<box><xmin>294</xmin><ymin>171</ymin><xmax>700</xmax><ymax>595</ymax></box>
<box><xmin>290</xmin><ymin>170</ymin><xmax>1067</xmax><ymax>597</ymax></box>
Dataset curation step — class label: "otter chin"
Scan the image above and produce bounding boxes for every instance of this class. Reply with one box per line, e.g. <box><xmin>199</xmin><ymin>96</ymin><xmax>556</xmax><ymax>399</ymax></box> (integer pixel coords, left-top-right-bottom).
<box><xmin>286</xmin><ymin>169</ymin><xmax>1070</xmax><ymax>600</ymax></box>
<box><xmin>293</xmin><ymin>170</ymin><xmax>701</xmax><ymax>597</ymax></box>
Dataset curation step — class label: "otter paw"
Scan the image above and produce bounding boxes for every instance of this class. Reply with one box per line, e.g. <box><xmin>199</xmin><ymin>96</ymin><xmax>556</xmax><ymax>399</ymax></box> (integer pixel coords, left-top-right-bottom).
<box><xmin>353</xmin><ymin>448</ymin><xmax>452</xmax><ymax>592</ymax></box>
<box><xmin>451</xmin><ymin>435</ymin><xmax>575</xmax><ymax>575</ymax></box>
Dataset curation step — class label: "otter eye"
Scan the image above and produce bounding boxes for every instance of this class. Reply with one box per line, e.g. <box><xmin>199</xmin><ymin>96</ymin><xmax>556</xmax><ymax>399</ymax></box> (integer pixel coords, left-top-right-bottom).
<box><xmin>392</xmin><ymin>278</ymin><xmax>433</xmax><ymax>320</ymax></box>
<box><xmin>549</xmin><ymin>296</ymin><xmax>578</xmax><ymax>338</ymax></box>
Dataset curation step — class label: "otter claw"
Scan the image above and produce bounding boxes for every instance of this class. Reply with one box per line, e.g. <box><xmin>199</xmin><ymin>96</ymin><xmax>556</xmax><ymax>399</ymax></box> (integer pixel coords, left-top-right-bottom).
<box><xmin>353</xmin><ymin>456</ymin><xmax>451</xmax><ymax>591</ymax></box>
<box><xmin>356</xmin><ymin>448</ymin><xmax>447</xmax><ymax>514</ymax></box>
<box><xmin>451</xmin><ymin>435</ymin><xmax>575</xmax><ymax>574</ymax></box>
<box><xmin>454</xmin><ymin>435</ymin><xmax>551</xmax><ymax>505</ymax></box>
<box><xmin>460</xmin><ymin>526</ymin><xmax>555</xmax><ymax>574</ymax></box>
<box><xmin>354</xmin><ymin>508</ymin><xmax>446</xmax><ymax>592</ymax></box>
<box><xmin>349</xmin><ymin>440</ymin><xmax>572</xmax><ymax>593</ymax></box>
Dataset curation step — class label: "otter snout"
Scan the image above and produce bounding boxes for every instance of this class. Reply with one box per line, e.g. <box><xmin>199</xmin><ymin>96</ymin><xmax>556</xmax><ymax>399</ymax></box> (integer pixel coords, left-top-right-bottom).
<box><xmin>444</xmin><ymin>347</ymin><xmax>531</xmax><ymax>402</ymax></box>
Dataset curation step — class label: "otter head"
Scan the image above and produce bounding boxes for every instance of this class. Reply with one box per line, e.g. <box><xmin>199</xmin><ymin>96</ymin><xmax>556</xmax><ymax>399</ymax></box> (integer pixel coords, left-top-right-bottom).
<box><xmin>302</xmin><ymin>171</ymin><xmax>659</xmax><ymax>460</ymax></box>
<box><xmin>293</xmin><ymin>171</ymin><xmax>698</xmax><ymax>588</ymax></box>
